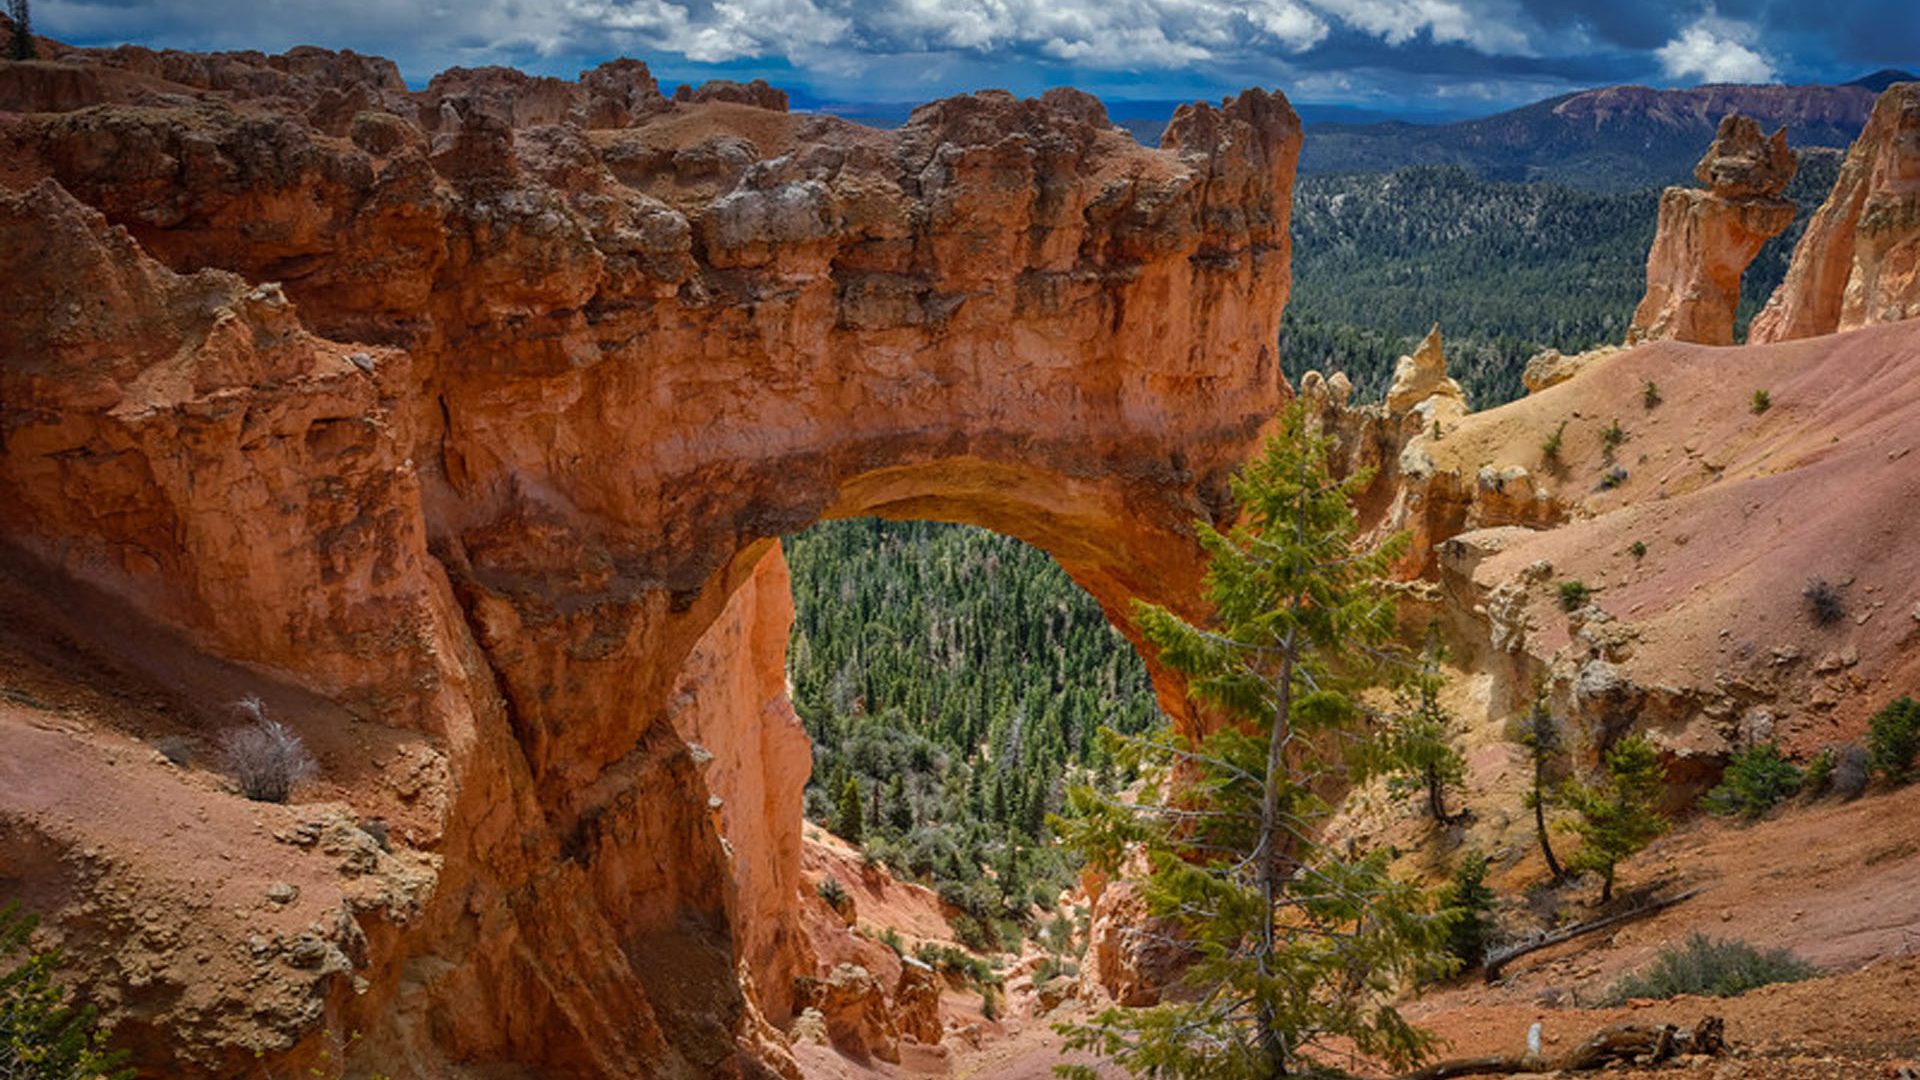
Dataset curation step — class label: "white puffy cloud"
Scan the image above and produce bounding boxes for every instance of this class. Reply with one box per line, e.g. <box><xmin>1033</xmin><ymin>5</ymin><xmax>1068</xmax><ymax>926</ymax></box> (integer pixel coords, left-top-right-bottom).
<box><xmin>40</xmin><ymin>0</ymin><xmax>1808</xmax><ymax>103</ymax></box>
<box><xmin>1306</xmin><ymin>0</ymin><xmax>1534</xmax><ymax>54</ymax></box>
<box><xmin>1654</xmin><ymin>13</ymin><xmax>1777</xmax><ymax>84</ymax></box>
<box><xmin>569</xmin><ymin>0</ymin><xmax>1333</xmax><ymax>68</ymax></box>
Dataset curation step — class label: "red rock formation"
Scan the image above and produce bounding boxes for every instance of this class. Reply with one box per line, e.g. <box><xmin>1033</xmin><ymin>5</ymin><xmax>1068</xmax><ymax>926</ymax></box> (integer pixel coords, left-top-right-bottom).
<box><xmin>812</xmin><ymin>963</ymin><xmax>900</xmax><ymax>1063</ymax></box>
<box><xmin>667</xmin><ymin>546</ymin><xmax>816</xmax><ymax>1025</ymax></box>
<box><xmin>1627</xmin><ymin>114</ymin><xmax>1796</xmax><ymax>346</ymax></box>
<box><xmin>893</xmin><ymin>961</ymin><xmax>944</xmax><ymax>1044</ymax></box>
<box><xmin>0</xmin><ymin>42</ymin><xmax>1303</xmax><ymax>1079</ymax></box>
<box><xmin>673</xmin><ymin>77</ymin><xmax>789</xmax><ymax>111</ymax></box>
<box><xmin>1751</xmin><ymin>82</ymin><xmax>1920</xmax><ymax>342</ymax></box>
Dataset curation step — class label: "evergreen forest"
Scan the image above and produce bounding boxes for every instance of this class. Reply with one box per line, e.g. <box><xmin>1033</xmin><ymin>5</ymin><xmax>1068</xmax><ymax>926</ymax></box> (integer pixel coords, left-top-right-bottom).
<box><xmin>1282</xmin><ymin>153</ymin><xmax>1841</xmax><ymax>407</ymax></box>
<box><xmin>786</xmin><ymin>519</ymin><xmax>1161</xmax><ymax>949</ymax></box>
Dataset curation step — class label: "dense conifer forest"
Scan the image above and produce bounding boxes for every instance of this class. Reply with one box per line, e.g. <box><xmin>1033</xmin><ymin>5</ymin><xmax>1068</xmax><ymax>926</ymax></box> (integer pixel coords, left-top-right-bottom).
<box><xmin>1282</xmin><ymin>153</ymin><xmax>1841</xmax><ymax>407</ymax></box>
<box><xmin>786</xmin><ymin>519</ymin><xmax>1160</xmax><ymax>947</ymax></box>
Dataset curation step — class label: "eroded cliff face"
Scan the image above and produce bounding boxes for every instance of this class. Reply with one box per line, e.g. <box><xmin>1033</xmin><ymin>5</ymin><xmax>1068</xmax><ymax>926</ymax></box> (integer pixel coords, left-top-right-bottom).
<box><xmin>1751</xmin><ymin>82</ymin><xmax>1920</xmax><ymax>342</ymax></box>
<box><xmin>0</xmin><ymin>44</ymin><xmax>1301</xmax><ymax>1078</ymax></box>
<box><xmin>1626</xmin><ymin>114</ymin><xmax>1796</xmax><ymax>347</ymax></box>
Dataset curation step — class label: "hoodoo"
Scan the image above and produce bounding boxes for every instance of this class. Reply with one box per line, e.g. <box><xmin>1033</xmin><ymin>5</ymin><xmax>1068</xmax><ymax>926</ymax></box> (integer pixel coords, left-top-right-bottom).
<box><xmin>0</xmin><ymin>44</ymin><xmax>1301</xmax><ymax>1078</ymax></box>
<box><xmin>1626</xmin><ymin>113</ymin><xmax>1796</xmax><ymax>347</ymax></box>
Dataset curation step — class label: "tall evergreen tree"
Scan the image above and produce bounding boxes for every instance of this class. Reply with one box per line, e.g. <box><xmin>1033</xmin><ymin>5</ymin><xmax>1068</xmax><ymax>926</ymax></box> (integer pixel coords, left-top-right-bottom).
<box><xmin>1056</xmin><ymin>403</ymin><xmax>1451</xmax><ymax>1079</ymax></box>
<box><xmin>885</xmin><ymin>773</ymin><xmax>913</xmax><ymax>833</ymax></box>
<box><xmin>6</xmin><ymin>1</ymin><xmax>32</xmax><ymax>61</ymax></box>
<box><xmin>1517</xmin><ymin>691</ymin><xmax>1568</xmax><ymax>881</ymax></box>
<box><xmin>834</xmin><ymin>775</ymin><xmax>864</xmax><ymax>846</ymax></box>
<box><xmin>1560</xmin><ymin>735</ymin><xmax>1668</xmax><ymax>904</ymax></box>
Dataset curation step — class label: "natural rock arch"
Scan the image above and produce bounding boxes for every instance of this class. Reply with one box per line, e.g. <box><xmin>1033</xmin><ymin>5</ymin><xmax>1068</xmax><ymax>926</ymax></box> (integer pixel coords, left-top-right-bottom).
<box><xmin>0</xmin><ymin>51</ymin><xmax>1300</xmax><ymax>1078</ymax></box>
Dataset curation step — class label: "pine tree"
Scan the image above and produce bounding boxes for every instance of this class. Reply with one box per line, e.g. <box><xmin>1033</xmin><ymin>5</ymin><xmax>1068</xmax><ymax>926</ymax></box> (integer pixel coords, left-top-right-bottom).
<box><xmin>1439</xmin><ymin>851</ymin><xmax>1496</xmax><ymax>969</ymax></box>
<box><xmin>1055</xmin><ymin>403</ymin><xmax>1451</xmax><ymax>1079</ymax></box>
<box><xmin>1</xmin><ymin>901</ymin><xmax>133</xmax><ymax>1080</ymax></box>
<box><xmin>1560</xmin><ymin>735</ymin><xmax>1668</xmax><ymax>904</ymax></box>
<box><xmin>1359</xmin><ymin>627</ymin><xmax>1467</xmax><ymax>823</ymax></box>
<box><xmin>1517</xmin><ymin>691</ymin><xmax>1567</xmax><ymax>881</ymax></box>
<box><xmin>6</xmin><ymin>0</ymin><xmax>34</xmax><ymax>61</ymax></box>
<box><xmin>834</xmin><ymin>775</ymin><xmax>864</xmax><ymax>846</ymax></box>
<box><xmin>886</xmin><ymin>773</ymin><xmax>913</xmax><ymax>833</ymax></box>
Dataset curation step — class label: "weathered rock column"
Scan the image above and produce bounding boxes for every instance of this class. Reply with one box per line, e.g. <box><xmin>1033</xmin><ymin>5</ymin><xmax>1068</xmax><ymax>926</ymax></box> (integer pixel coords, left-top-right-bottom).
<box><xmin>1626</xmin><ymin>114</ymin><xmax>1796</xmax><ymax>346</ymax></box>
<box><xmin>1751</xmin><ymin>82</ymin><xmax>1920</xmax><ymax>342</ymax></box>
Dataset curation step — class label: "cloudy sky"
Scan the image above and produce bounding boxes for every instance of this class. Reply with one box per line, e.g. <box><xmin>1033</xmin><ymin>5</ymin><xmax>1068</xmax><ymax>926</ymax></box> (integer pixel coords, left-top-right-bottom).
<box><xmin>33</xmin><ymin>0</ymin><xmax>1919</xmax><ymax>118</ymax></box>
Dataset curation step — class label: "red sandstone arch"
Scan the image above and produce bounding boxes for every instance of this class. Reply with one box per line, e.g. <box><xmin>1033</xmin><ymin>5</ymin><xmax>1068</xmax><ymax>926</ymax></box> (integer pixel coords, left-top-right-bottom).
<box><xmin>0</xmin><ymin>53</ymin><xmax>1298</xmax><ymax>1078</ymax></box>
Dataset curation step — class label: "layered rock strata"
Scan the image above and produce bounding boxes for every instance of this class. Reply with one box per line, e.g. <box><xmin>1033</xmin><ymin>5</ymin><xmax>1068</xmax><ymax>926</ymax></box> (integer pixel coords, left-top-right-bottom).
<box><xmin>0</xmin><ymin>43</ymin><xmax>1302</xmax><ymax>1079</ymax></box>
<box><xmin>1626</xmin><ymin>113</ymin><xmax>1796</xmax><ymax>346</ymax></box>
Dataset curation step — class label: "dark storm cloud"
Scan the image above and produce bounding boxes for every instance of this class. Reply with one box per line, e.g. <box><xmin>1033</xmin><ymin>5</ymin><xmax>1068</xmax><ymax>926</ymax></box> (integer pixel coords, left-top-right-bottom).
<box><xmin>32</xmin><ymin>0</ymin><xmax>1912</xmax><ymax>113</ymax></box>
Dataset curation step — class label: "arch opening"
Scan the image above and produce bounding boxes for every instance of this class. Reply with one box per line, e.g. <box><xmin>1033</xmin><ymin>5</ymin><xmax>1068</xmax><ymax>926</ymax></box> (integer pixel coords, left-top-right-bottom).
<box><xmin>785</xmin><ymin>517</ymin><xmax>1164</xmax><ymax>951</ymax></box>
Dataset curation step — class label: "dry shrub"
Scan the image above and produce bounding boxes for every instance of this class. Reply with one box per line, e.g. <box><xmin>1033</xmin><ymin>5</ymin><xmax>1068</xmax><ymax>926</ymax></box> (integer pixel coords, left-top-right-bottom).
<box><xmin>220</xmin><ymin>699</ymin><xmax>316</xmax><ymax>803</ymax></box>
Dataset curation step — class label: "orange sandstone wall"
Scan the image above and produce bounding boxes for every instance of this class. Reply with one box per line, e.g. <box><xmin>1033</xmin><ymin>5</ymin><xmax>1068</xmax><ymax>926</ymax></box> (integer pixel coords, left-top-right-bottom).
<box><xmin>0</xmin><ymin>46</ymin><xmax>1301</xmax><ymax>1078</ymax></box>
<box><xmin>1751</xmin><ymin>82</ymin><xmax>1920</xmax><ymax>342</ymax></box>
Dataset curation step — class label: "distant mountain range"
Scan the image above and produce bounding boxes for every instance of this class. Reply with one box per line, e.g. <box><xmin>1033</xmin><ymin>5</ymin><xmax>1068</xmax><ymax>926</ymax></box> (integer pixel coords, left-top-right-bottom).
<box><xmin>791</xmin><ymin>95</ymin><xmax>1422</xmax><ymax>140</ymax></box>
<box><xmin>1297</xmin><ymin>71</ymin><xmax>1915</xmax><ymax>190</ymax></box>
<box><xmin>794</xmin><ymin>71</ymin><xmax>1913</xmax><ymax>192</ymax></box>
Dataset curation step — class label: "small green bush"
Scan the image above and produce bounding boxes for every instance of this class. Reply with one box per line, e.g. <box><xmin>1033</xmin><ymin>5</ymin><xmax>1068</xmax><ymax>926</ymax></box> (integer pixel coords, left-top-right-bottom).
<box><xmin>1</xmin><ymin>901</ymin><xmax>133</xmax><ymax>1080</ymax></box>
<box><xmin>954</xmin><ymin>913</ymin><xmax>1003</xmax><ymax>955</ymax></box>
<box><xmin>1703</xmin><ymin>743</ymin><xmax>1802</xmax><ymax>820</ymax></box>
<box><xmin>1557</xmin><ymin>580</ymin><xmax>1591</xmax><ymax>612</ymax></box>
<box><xmin>1627</xmin><ymin>540</ymin><xmax>1647</xmax><ymax>560</ymax></box>
<box><xmin>1867</xmin><ymin>695</ymin><xmax>1920</xmax><ymax>783</ymax></box>
<box><xmin>1600</xmin><ymin>419</ymin><xmax>1626</xmax><ymax>456</ymax></box>
<box><xmin>1541</xmin><ymin>420</ymin><xmax>1568</xmax><ymax>465</ymax></box>
<box><xmin>1602</xmin><ymin>933</ymin><xmax>1815</xmax><ymax>1004</ymax></box>
<box><xmin>1598</xmin><ymin>466</ymin><xmax>1628</xmax><ymax>490</ymax></box>
<box><xmin>1800</xmin><ymin>747</ymin><xmax>1836</xmax><ymax>799</ymax></box>
<box><xmin>1751</xmin><ymin>388</ymin><xmax>1772</xmax><ymax>414</ymax></box>
<box><xmin>816</xmin><ymin>876</ymin><xmax>848</xmax><ymax>911</ymax></box>
<box><xmin>1642</xmin><ymin>381</ymin><xmax>1662</xmax><ymax>409</ymax></box>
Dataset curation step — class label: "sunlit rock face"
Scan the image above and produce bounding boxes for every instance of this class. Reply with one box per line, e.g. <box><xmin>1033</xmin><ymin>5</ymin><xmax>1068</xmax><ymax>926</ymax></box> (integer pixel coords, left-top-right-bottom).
<box><xmin>1627</xmin><ymin>113</ymin><xmax>1796</xmax><ymax>347</ymax></box>
<box><xmin>1751</xmin><ymin>82</ymin><xmax>1920</xmax><ymax>343</ymax></box>
<box><xmin>0</xmin><ymin>43</ymin><xmax>1302</xmax><ymax>1078</ymax></box>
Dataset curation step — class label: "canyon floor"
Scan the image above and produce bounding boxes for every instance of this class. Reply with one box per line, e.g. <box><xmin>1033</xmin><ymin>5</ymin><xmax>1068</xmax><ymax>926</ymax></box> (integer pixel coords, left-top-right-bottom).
<box><xmin>793</xmin><ymin>780</ymin><xmax>1920</xmax><ymax>1079</ymax></box>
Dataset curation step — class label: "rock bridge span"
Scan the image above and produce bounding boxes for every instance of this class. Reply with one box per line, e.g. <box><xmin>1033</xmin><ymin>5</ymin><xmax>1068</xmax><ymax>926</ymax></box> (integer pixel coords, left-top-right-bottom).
<box><xmin>0</xmin><ymin>50</ymin><xmax>1299</xmax><ymax>1077</ymax></box>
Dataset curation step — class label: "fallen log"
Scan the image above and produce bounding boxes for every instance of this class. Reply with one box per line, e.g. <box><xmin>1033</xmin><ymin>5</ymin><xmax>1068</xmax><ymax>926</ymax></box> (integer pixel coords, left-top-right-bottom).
<box><xmin>1482</xmin><ymin>888</ymin><xmax>1700</xmax><ymax>982</ymax></box>
<box><xmin>1403</xmin><ymin>1015</ymin><xmax>1725</xmax><ymax>1079</ymax></box>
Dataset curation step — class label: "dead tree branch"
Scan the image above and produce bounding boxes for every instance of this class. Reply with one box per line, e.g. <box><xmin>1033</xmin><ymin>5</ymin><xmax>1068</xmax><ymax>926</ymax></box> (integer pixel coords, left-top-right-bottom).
<box><xmin>1402</xmin><ymin>1015</ymin><xmax>1725</xmax><ymax>1079</ymax></box>
<box><xmin>1482</xmin><ymin>888</ymin><xmax>1700</xmax><ymax>982</ymax></box>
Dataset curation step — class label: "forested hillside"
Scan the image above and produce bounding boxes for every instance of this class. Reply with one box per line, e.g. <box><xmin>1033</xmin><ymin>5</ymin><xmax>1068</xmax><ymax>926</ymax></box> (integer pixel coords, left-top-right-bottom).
<box><xmin>785</xmin><ymin>519</ymin><xmax>1160</xmax><ymax>946</ymax></box>
<box><xmin>1283</xmin><ymin>151</ymin><xmax>1841</xmax><ymax>407</ymax></box>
